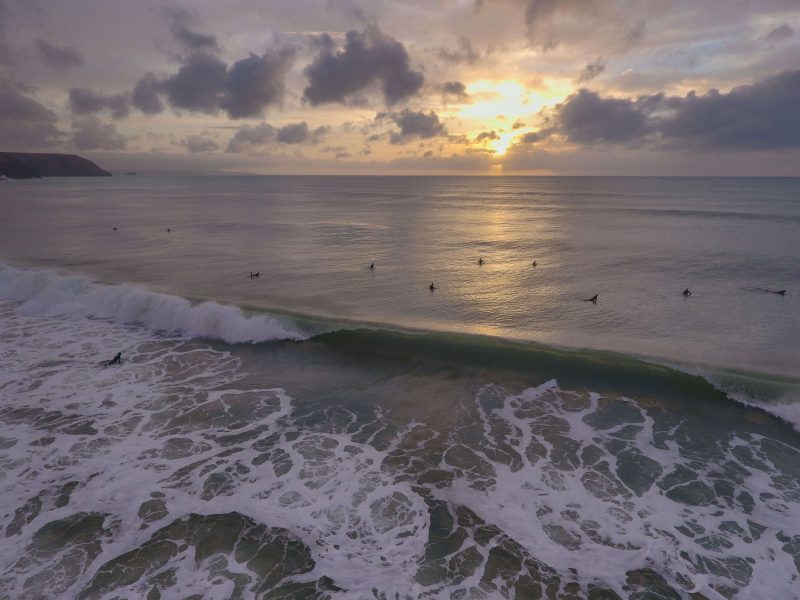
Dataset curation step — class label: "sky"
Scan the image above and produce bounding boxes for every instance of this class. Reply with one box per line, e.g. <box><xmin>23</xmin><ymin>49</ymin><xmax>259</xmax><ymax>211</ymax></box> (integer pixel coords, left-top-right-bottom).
<box><xmin>1</xmin><ymin>0</ymin><xmax>799</xmax><ymax>175</ymax></box>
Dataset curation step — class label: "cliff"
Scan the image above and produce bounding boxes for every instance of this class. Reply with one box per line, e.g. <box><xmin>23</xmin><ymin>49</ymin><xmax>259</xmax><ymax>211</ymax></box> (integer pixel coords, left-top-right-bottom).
<box><xmin>0</xmin><ymin>152</ymin><xmax>112</xmax><ymax>178</ymax></box>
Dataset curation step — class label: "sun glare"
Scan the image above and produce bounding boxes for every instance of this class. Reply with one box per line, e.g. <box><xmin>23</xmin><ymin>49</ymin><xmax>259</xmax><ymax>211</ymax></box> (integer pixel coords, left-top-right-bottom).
<box><xmin>488</xmin><ymin>131</ymin><xmax>517</xmax><ymax>155</ymax></box>
<box><xmin>459</xmin><ymin>80</ymin><xmax>546</xmax><ymax>124</ymax></box>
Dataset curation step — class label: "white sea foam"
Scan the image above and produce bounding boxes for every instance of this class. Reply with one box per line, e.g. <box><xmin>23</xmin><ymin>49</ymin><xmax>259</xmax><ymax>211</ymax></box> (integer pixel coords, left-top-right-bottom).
<box><xmin>0</xmin><ymin>302</ymin><xmax>429</xmax><ymax>599</ymax></box>
<box><xmin>1</xmin><ymin>300</ymin><xmax>798</xmax><ymax>599</ymax></box>
<box><xmin>0</xmin><ymin>262</ymin><xmax>306</xmax><ymax>343</ymax></box>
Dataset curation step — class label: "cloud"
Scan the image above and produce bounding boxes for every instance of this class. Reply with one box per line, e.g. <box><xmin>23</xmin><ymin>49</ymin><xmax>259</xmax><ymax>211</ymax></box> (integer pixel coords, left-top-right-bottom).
<box><xmin>577</xmin><ymin>58</ymin><xmax>605</xmax><ymax>83</ymax></box>
<box><xmin>512</xmin><ymin>119</ymin><xmax>526</xmax><ymax>129</ymax></box>
<box><xmin>433</xmin><ymin>36</ymin><xmax>480</xmax><ymax>64</ymax></box>
<box><xmin>656</xmin><ymin>70</ymin><xmax>800</xmax><ymax>150</ymax></box>
<box><xmin>275</xmin><ymin>121</ymin><xmax>328</xmax><ymax>144</ymax></box>
<box><xmin>222</xmin><ymin>48</ymin><xmax>295</xmax><ymax>118</ymax></box>
<box><xmin>69</xmin><ymin>88</ymin><xmax>129</xmax><ymax>119</ymax></box>
<box><xmin>0</xmin><ymin>73</ymin><xmax>62</xmax><ymax>148</ymax></box>
<box><xmin>554</xmin><ymin>88</ymin><xmax>653</xmax><ymax>144</ymax></box>
<box><xmin>474</xmin><ymin>130</ymin><xmax>499</xmax><ymax>142</ymax></box>
<box><xmin>519</xmin><ymin>130</ymin><xmax>547</xmax><ymax>143</ymax></box>
<box><xmin>160</xmin><ymin>51</ymin><xmax>227</xmax><ymax>114</ymax></box>
<box><xmin>181</xmin><ymin>135</ymin><xmax>219</xmax><ymax>153</ymax></box>
<box><xmin>36</xmin><ymin>40</ymin><xmax>82</xmax><ymax>69</ymax></box>
<box><xmin>0</xmin><ymin>1</ymin><xmax>11</xmax><ymax>64</ymax></box>
<box><xmin>132</xmin><ymin>73</ymin><xmax>165</xmax><ymax>114</ymax></box>
<box><xmin>438</xmin><ymin>81</ymin><xmax>469</xmax><ymax>100</ymax></box>
<box><xmin>303</xmin><ymin>26</ymin><xmax>424</xmax><ymax>106</ymax></box>
<box><xmin>226</xmin><ymin>121</ymin><xmax>327</xmax><ymax>152</ymax></box>
<box><xmin>765</xmin><ymin>24</ymin><xmax>794</xmax><ymax>43</ymax></box>
<box><xmin>71</xmin><ymin>116</ymin><xmax>127</xmax><ymax>150</ymax></box>
<box><xmin>166</xmin><ymin>7</ymin><xmax>220</xmax><ymax>53</ymax></box>
<box><xmin>548</xmin><ymin>70</ymin><xmax>800</xmax><ymax>151</ymax></box>
<box><xmin>135</xmin><ymin>46</ymin><xmax>295</xmax><ymax>119</ymax></box>
<box><xmin>227</xmin><ymin>123</ymin><xmax>275</xmax><ymax>152</ymax></box>
<box><xmin>379</xmin><ymin>108</ymin><xmax>446</xmax><ymax>144</ymax></box>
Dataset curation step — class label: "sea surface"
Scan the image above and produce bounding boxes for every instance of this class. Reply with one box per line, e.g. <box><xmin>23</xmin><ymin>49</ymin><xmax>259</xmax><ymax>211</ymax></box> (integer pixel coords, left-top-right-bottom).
<box><xmin>0</xmin><ymin>175</ymin><xmax>798</xmax><ymax>599</ymax></box>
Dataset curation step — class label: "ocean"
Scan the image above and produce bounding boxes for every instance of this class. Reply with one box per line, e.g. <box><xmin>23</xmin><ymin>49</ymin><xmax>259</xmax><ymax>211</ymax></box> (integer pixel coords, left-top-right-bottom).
<box><xmin>0</xmin><ymin>175</ymin><xmax>798</xmax><ymax>599</ymax></box>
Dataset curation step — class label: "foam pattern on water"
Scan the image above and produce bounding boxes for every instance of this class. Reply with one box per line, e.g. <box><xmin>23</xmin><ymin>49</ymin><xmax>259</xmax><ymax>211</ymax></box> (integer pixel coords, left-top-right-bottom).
<box><xmin>1</xmin><ymin>301</ymin><xmax>799</xmax><ymax>599</ymax></box>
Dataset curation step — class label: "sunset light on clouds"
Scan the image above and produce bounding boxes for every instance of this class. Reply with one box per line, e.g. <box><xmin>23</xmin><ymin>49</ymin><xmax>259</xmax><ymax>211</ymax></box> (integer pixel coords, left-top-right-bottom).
<box><xmin>1</xmin><ymin>0</ymin><xmax>799</xmax><ymax>175</ymax></box>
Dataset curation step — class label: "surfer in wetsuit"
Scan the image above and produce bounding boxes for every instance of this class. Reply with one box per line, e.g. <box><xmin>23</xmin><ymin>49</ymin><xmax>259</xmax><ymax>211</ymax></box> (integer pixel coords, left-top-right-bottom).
<box><xmin>478</xmin><ymin>258</ymin><xmax>484</xmax><ymax>266</ymax></box>
<box><xmin>584</xmin><ymin>294</ymin><xmax>598</xmax><ymax>303</ymax></box>
<box><xmin>683</xmin><ymin>288</ymin><xmax>692</xmax><ymax>296</ymax></box>
<box><xmin>249</xmin><ymin>272</ymin><xmax>260</xmax><ymax>278</ymax></box>
<box><xmin>104</xmin><ymin>352</ymin><xmax>122</xmax><ymax>366</ymax></box>
<box><xmin>369</xmin><ymin>263</ymin><xmax>375</xmax><ymax>270</ymax></box>
<box><xmin>429</xmin><ymin>283</ymin><xmax>436</xmax><ymax>291</ymax></box>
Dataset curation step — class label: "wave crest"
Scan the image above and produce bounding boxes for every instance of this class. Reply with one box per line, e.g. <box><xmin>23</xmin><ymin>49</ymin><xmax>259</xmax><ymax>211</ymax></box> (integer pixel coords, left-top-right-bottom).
<box><xmin>0</xmin><ymin>263</ymin><xmax>306</xmax><ymax>343</ymax></box>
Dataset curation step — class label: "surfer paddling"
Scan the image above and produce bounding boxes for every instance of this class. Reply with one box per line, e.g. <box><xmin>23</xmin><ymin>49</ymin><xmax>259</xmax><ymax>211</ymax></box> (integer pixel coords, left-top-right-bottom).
<box><xmin>683</xmin><ymin>288</ymin><xmax>692</xmax><ymax>296</ymax></box>
<box><xmin>583</xmin><ymin>294</ymin><xmax>598</xmax><ymax>304</ymax></box>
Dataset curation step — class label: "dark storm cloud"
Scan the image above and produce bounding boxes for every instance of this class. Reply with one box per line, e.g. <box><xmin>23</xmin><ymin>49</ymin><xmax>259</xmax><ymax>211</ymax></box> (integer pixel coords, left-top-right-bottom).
<box><xmin>474</xmin><ymin>130</ymin><xmax>499</xmax><ymax>142</ymax></box>
<box><xmin>765</xmin><ymin>24</ymin><xmax>794</xmax><ymax>43</ymax></box>
<box><xmin>135</xmin><ymin>46</ymin><xmax>294</xmax><ymax>119</ymax></box>
<box><xmin>132</xmin><ymin>73</ymin><xmax>165</xmax><ymax>115</ymax></box>
<box><xmin>71</xmin><ymin>116</ymin><xmax>127</xmax><ymax>150</ymax></box>
<box><xmin>182</xmin><ymin>135</ymin><xmax>219</xmax><ymax>153</ymax></box>
<box><xmin>303</xmin><ymin>26</ymin><xmax>424</xmax><ymax>106</ymax></box>
<box><xmin>69</xmin><ymin>88</ymin><xmax>129</xmax><ymax>119</ymax></box>
<box><xmin>226</xmin><ymin>121</ymin><xmax>327</xmax><ymax>152</ymax></box>
<box><xmin>166</xmin><ymin>7</ymin><xmax>220</xmax><ymax>53</ymax></box>
<box><xmin>379</xmin><ymin>109</ymin><xmax>446</xmax><ymax>144</ymax></box>
<box><xmin>433</xmin><ymin>36</ymin><xmax>480</xmax><ymax>65</ymax></box>
<box><xmin>0</xmin><ymin>72</ymin><xmax>62</xmax><ymax>147</ymax></box>
<box><xmin>36</xmin><ymin>40</ymin><xmax>83</xmax><ymax>69</ymax></box>
<box><xmin>548</xmin><ymin>70</ymin><xmax>800</xmax><ymax>151</ymax></box>
<box><xmin>439</xmin><ymin>81</ymin><xmax>468</xmax><ymax>100</ymax></box>
<box><xmin>577</xmin><ymin>59</ymin><xmax>605</xmax><ymax>83</ymax></box>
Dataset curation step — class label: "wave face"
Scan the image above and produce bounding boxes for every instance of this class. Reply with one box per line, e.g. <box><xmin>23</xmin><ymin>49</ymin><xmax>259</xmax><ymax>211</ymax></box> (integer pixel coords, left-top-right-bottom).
<box><xmin>1</xmin><ymin>302</ymin><xmax>799</xmax><ymax>599</ymax></box>
<box><xmin>0</xmin><ymin>262</ymin><xmax>307</xmax><ymax>343</ymax></box>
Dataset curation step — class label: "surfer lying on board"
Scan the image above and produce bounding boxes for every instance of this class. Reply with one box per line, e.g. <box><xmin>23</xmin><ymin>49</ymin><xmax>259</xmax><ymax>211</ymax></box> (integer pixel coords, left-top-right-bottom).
<box><xmin>584</xmin><ymin>294</ymin><xmax>598</xmax><ymax>303</ymax></box>
<box><xmin>102</xmin><ymin>352</ymin><xmax>122</xmax><ymax>367</ymax></box>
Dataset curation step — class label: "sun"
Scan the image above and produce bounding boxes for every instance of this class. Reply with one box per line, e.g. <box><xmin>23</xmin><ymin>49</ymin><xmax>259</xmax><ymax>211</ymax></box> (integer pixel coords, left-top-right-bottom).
<box><xmin>487</xmin><ymin>131</ymin><xmax>518</xmax><ymax>155</ymax></box>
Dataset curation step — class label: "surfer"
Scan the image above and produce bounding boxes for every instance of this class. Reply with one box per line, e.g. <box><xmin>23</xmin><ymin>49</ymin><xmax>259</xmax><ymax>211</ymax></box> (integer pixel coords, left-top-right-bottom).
<box><xmin>429</xmin><ymin>283</ymin><xmax>436</xmax><ymax>291</ymax></box>
<box><xmin>166</xmin><ymin>228</ymin><xmax>171</xmax><ymax>233</ymax></box>
<box><xmin>683</xmin><ymin>288</ymin><xmax>692</xmax><ymax>296</ymax></box>
<box><xmin>478</xmin><ymin>258</ymin><xmax>484</xmax><ymax>266</ymax></box>
<box><xmin>532</xmin><ymin>260</ymin><xmax>537</xmax><ymax>267</ymax></box>
<box><xmin>249</xmin><ymin>272</ymin><xmax>260</xmax><ymax>278</ymax></box>
<box><xmin>583</xmin><ymin>294</ymin><xmax>598</xmax><ymax>303</ymax></box>
<box><xmin>369</xmin><ymin>263</ymin><xmax>375</xmax><ymax>270</ymax></box>
<box><xmin>103</xmin><ymin>352</ymin><xmax>122</xmax><ymax>367</ymax></box>
<box><xmin>768</xmin><ymin>289</ymin><xmax>786</xmax><ymax>295</ymax></box>
<box><xmin>113</xmin><ymin>226</ymin><xmax>118</xmax><ymax>231</ymax></box>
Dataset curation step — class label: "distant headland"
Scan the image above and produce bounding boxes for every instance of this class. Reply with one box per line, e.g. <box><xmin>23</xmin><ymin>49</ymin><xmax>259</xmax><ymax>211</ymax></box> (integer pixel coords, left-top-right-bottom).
<box><xmin>0</xmin><ymin>152</ymin><xmax>112</xmax><ymax>179</ymax></box>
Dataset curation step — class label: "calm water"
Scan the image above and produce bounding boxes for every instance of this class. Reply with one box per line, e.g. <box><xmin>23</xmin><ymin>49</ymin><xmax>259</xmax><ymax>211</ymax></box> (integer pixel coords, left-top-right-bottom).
<box><xmin>0</xmin><ymin>176</ymin><xmax>798</xmax><ymax>599</ymax></box>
